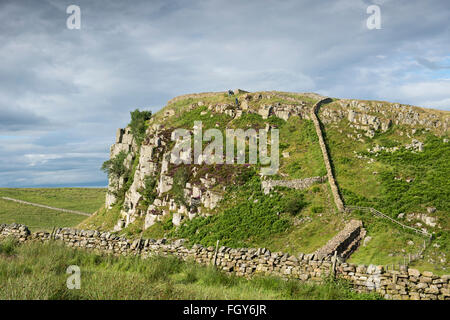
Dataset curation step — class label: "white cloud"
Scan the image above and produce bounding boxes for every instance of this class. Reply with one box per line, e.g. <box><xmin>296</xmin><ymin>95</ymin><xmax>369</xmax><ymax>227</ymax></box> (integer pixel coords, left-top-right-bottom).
<box><xmin>0</xmin><ymin>0</ymin><xmax>449</xmax><ymax>186</ymax></box>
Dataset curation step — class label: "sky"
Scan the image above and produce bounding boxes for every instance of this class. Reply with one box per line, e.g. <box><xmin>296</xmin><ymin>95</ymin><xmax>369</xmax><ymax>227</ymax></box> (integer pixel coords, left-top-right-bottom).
<box><xmin>0</xmin><ymin>0</ymin><xmax>449</xmax><ymax>188</ymax></box>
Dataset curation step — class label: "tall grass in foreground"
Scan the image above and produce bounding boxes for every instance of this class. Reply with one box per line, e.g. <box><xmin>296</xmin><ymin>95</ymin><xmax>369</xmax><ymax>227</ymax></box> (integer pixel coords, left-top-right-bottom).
<box><xmin>0</xmin><ymin>239</ymin><xmax>382</xmax><ymax>300</ymax></box>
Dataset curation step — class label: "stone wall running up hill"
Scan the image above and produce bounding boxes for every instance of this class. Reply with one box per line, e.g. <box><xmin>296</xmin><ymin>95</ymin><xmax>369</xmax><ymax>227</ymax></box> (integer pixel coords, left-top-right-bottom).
<box><xmin>311</xmin><ymin>98</ymin><xmax>345</xmax><ymax>212</ymax></box>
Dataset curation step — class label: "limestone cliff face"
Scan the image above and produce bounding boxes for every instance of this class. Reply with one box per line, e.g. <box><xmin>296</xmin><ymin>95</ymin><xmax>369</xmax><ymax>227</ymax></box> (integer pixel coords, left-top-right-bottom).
<box><xmin>106</xmin><ymin>122</ymin><xmax>228</xmax><ymax>232</ymax></box>
<box><xmin>104</xmin><ymin>91</ymin><xmax>449</xmax><ymax>233</ymax></box>
<box><xmin>105</xmin><ymin>128</ymin><xmax>137</xmax><ymax>210</ymax></box>
<box><xmin>320</xmin><ymin>99</ymin><xmax>449</xmax><ymax>139</ymax></box>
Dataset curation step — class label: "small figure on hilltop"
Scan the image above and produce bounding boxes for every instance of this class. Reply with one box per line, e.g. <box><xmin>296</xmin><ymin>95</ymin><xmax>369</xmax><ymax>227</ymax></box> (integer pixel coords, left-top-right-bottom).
<box><xmin>235</xmin><ymin>97</ymin><xmax>239</xmax><ymax>107</ymax></box>
<box><xmin>228</xmin><ymin>89</ymin><xmax>234</xmax><ymax>97</ymax></box>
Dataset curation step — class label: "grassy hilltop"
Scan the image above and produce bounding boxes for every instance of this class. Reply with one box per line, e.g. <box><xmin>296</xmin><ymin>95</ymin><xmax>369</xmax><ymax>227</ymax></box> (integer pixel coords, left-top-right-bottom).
<box><xmin>77</xmin><ymin>91</ymin><xmax>449</xmax><ymax>275</ymax></box>
<box><xmin>1</xmin><ymin>91</ymin><xmax>449</xmax><ymax>281</ymax></box>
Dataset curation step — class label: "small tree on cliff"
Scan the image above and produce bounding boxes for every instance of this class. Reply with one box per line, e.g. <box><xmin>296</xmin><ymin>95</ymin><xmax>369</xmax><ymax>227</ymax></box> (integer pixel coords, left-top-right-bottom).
<box><xmin>129</xmin><ymin>109</ymin><xmax>152</xmax><ymax>147</ymax></box>
<box><xmin>101</xmin><ymin>150</ymin><xmax>128</xmax><ymax>179</ymax></box>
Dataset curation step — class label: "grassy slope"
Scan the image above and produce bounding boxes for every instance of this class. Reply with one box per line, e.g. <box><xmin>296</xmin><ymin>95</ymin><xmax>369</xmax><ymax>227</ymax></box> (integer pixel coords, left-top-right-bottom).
<box><xmin>0</xmin><ymin>238</ymin><xmax>381</xmax><ymax>300</ymax></box>
<box><xmin>86</xmin><ymin>92</ymin><xmax>449</xmax><ymax>273</ymax></box>
<box><xmin>0</xmin><ymin>188</ymin><xmax>106</xmax><ymax>232</ymax></box>
<box><xmin>120</xmin><ymin>94</ymin><xmax>334</xmax><ymax>253</ymax></box>
<box><xmin>320</xmin><ymin>101</ymin><xmax>449</xmax><ymax>273</ymax></box>
<box><xmin>0</xmin><ymin>198</ymin><xmax>85</xmax><ymax>232</ymax></box>
<box><xmin>0</xmin><ymin>188</ymin><xmax>106</xmax><ymax>213</ymax></box>
<box><xmin>77</xmin><ymin>205</ymin><xmax>121</xmax><ymax>232</ymax></box>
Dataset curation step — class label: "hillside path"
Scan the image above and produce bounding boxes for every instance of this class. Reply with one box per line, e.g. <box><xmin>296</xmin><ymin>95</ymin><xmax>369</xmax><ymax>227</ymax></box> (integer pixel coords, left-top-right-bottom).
<box><xmin>1</xmin><ymin>196</ymin><xmax>91</xmax><ymax>217</ymax></box>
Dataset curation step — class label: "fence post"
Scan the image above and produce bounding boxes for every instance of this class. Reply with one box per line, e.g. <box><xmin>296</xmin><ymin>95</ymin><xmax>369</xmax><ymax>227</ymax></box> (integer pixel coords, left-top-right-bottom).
<box><xmin>213</xmin><ymin>240</ymin><xmax>220</xmax><ymax>267</ymax></box>
<box><xmin>51</xmin><ymin>226</ymin><xmax>56</xmax><ymax>240</ymax></box>
<box><xmin>138</xmin><ymin>234</ymin><xmax>143</xmax><ymax>255</ymax></box>
<box><xmin>331</xmin><ymin>250</ymin><xmax>337</xmax><ymax>279</ymax></box>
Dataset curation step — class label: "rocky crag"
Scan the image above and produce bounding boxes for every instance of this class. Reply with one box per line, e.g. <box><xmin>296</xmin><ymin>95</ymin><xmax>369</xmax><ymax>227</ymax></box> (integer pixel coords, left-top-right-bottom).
<box><xmin>97</xmin><ymin>90</ymin><xmax>448</xmax><ymax>268</ymax></box>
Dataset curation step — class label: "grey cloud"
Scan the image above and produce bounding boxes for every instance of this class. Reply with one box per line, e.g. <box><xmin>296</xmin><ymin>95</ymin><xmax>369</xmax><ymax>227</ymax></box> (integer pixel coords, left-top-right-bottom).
<box><xmin>416</xmin><ymin>57</ymin><xmax>450</xmax><ymax>70</ymax></box>
<box><xmin>0</xmin><ymin>0</ymin><xmax>449</xmax><ymax>187</ymax></box>
<box><xmin>0</xmin><ymin>106</ymin><xmax>50</xmax><ymax>131</ymax></box>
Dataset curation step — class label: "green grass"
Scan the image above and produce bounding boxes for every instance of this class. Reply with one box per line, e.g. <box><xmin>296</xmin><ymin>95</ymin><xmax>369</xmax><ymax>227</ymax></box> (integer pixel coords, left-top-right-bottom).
<box><xmin>253</xmin><ymin>184</ymin><xmax>343</xmax><ymax>254</ymax></box>
<box><xmin>278</xmin><ymin>118</ymin><xmax>327</xmax><ymax>179</ymax></box>
<box><xmin>0</xmin><ymin>239</ymin><xmax>382</xmax><ymax>300</ymax></box>
<box><xmin>173</xmin><ymin>176</ymin><xmax>291</xmax><ymax>248</ymax></box>
<box><xmin>0</xmin><ymin>188</ymin><xmax>107</xmax><ymax>232</ymax></box>
<box><xmin>348</xmin><ymin>217</ymin><xmax>425</xmax><ymax>266</ymax></box>
<box><xmin>78</xmin><ymin>205</ymin><xmax>121</xmax><ymax>232</ymax></box>
<box><xmin>77</xmin><ymin>93</ymin><xmax>449</xmax><ymax>275</ymax></box>
<box><xmin>171</xmin><ymin>174</ymin><xmax>342</xmax><ymax>254</ymax></box>
<box><xmin>0</xmin><ymin>198</ymin><xmax>86</xmax><ymax>232</ymax></box>
<box><xmin>0</xmin><ymin>188</ymin><xmax>106</xmax><ymax>213</ymax></box>
<box><xmin>319</xmin><ymin>105</ymin><xmax>449</xmax><ymax>273</ymax></box>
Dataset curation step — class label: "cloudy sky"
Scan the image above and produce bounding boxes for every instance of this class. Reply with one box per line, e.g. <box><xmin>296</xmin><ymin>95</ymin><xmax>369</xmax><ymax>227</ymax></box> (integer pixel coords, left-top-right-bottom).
<box><xmin>0</xmin><ymin>0</ymin><xmax>449</xmax><ymax>187</ymax></box>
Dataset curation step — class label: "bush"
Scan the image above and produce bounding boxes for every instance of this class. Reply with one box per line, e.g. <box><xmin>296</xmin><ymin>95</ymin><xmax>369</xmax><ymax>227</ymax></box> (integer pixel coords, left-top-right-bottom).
<box><xmin>173</xmin><ymin>176</ymin><xmax>291</xmax><ymax>247</ymax></box>
<box><xmin>171</xmin><ymin>166</ymin><xmax>189</xmax><ymax>206</ymax></box>
<box><xmin>141</xmin><ymin>175</ymin><xmax>157</xmax><ymax>205</ymax></box>
<box><xmin>311</xmin><ymin>206</ymin><xmax>324</xmax><ymax>214</ymax></box>
<box><xmin>283</xmin><ymin>192</ymin><xmax>307</xmax><ymax>216</ymax></box>
<box><xmin>129</xmin><ymin>109</ymin><xmax>152</xmax><ymax>147</ymax></box>
<box><xmin>101</xmin><ymin>151</ymin><xmax>128</xmax><ymax>179</ymax></box>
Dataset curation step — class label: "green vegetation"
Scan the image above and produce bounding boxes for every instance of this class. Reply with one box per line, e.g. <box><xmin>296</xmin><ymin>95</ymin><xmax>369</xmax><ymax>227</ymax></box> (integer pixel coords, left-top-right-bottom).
<box><xmin>0</xmin><ymin>239</ymin><xmax>381</xmax><ymax>300</ymax></box>
<box><xmin>171</xmin><ymin>166</ymin><xmax>189</xmax><ymax>207</ymax></box>
<box><xmin>0</xmin><ymin>198</ymin><xmax>85</xmax><ymax>232</ymax></box>
<box><xmin>278</xmin><ymin>118</ymin><xmax>326</xmax><ymax>179</ymax></box>
<box><xmin>256</xmin><ymin>184</ymin><xmax>344</xmax><ymax>255</ymax></box>
<box><xmin>320</xmin><ymin>103</ymin><xmax>449</xmax><ymax>273</ymax></box>
<box><xmin>283</xmin><ymin>192</ymin><xmax>308</xmax><ymax>216</ymax></box>
<box><xmin>78</xmin><ymin>205</ymin><xmax>121</xmax><ymax>232</ymax></box>
<box><xmin>101</xmin><ymin>150</ymin><xmax>128</xmax><ymax>180</ymax></box>
<box><xmin>172</xmin><ymin>176</ymin><xmax>316</xmax><ymax>248</ymax></box>
<box><xmin>348</xmin><ymin>212</ymin><xmax>425</xmax><ymax>265</ymax></box>
<box><xmin>139</xmin><ymin>176</ymin><xmax>158</xmax><ymax>208</ymax></box>
<box><xmin>129</xmin><ymin>109</ymin><xmax>152</xmax><ymax>147</ymax></box>
<box><xmin>0</xmin><ymin>188</ymin><xmax>106</xmax><ymax>232</ymax></box>
<box><xmin>0</xmin><ymin>188</ymin><xmax>106</xmax><ymax>213</ymax></box>
<box><xmin>142</xmin><ymin>213</ymin><xmax>173</xmax><ymax>239</ymax></box>
<box><xmin>101</xmin><ymin>151</ymin><xmax>138</xmax><ymax>204</ymax></box>
<box><xmin>375</xmin><ymin>135</ymin><xmax>449</xmax><ymax>215</ymax></box>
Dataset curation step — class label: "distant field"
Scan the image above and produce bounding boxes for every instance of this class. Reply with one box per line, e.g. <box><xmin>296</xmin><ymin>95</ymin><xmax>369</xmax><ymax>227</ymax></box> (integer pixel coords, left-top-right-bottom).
<box><xmin>0</xmin><ymin>188</ymin><xmax>106</xmax><ymax>232</ymax></box>
<box><xmin>0</xmin><ymin>188</ymin><xmax>106</xmax><ymax>213</ymax></box>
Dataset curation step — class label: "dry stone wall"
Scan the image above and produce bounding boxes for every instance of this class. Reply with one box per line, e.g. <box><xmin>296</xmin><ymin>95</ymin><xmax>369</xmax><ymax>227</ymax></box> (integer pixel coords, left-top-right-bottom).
<box><xmin>311</xmin><ymin>98</ymin><xmax>345</xmax><ymax>212</ymax></box>
<box><xmin>314</xmin><ymin>220</ymin><xmax>366</xmax><ymax>260</ymax></box>
<box><xmin>261</xmin><ymin>176</ymin><xmax>327</xmax><ymax>195</ymax></box>
<box><xmin>1</xmin><ymin>223</ymin><xmax>448</xmax><ymax>300</ymax></box>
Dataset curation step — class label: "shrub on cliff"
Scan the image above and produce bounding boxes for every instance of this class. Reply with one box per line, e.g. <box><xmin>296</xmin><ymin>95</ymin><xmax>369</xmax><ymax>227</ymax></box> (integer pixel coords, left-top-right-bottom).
<box><xmin>101</xmin><ymin>150</ymin><xmax>128</xmax><ymax>179</ymax></box>
<box><xmin>129</xmin><ymin>109</ymin><xmax>152</xmax><ymax>147</ymax></box>
<box><xmin>171</xmin><ymin>166</ymin><xmax>190</xmax><ymax>207</ymax></box>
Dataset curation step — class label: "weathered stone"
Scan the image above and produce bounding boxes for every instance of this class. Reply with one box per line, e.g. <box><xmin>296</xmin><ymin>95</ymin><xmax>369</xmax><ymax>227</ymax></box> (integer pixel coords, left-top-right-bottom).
<box><xmin>408</xmin><ymin>268</ymin><xmax>421</xmax><ymax>277</ymax></box>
